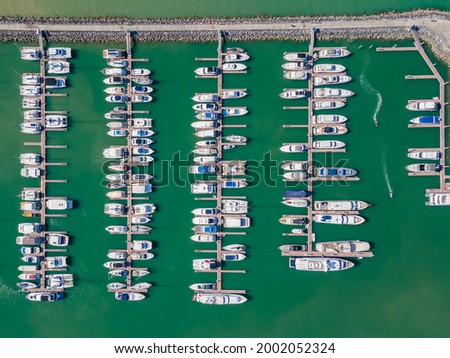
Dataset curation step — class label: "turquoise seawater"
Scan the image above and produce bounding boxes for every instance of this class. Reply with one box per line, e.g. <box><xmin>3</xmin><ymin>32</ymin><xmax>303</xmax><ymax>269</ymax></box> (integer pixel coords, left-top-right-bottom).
<box><xmin>0</xmin><ymin>0</ymin><xmax>448</xmax><ymax>18</ymax></box>
<box><xmin>0</xmin><ymin>38</ymin><xmax>449</xmax><ymax>338</ymax></box>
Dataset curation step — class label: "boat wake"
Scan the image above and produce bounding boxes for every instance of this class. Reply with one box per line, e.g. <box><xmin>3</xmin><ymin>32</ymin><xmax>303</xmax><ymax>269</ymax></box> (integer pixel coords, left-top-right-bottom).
<box><xmin>359</xmin><ymin>64</ymin><xmax>382</xmax><ymax>126</ymax></box>
<box><xmin>382</xmin><ymin>148</ymin><xmax>393</xmax><ymax>199</ymax></box>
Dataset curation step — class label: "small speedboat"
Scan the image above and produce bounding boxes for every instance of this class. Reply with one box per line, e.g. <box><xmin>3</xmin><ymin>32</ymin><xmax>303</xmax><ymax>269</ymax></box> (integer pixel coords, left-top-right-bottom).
<box><xmin>107</xmin><ymin>251</ymin><xmax>128</xmax><ymax>259</ymax></box>
<box><xmin>104</xmin><ymin>261</ymin><xmax>127</xmax><ymax>269</ymax></box>
<box><xmin>130</xmin><ymin>282</ymin><xmax>152</xmax><ymax>290</ymax></box>
<box><xmin>223</xmin><ymin>244</ymin><xmax>246</xmax><ymax>251</ymax></box>
<box><xmin>221</xmin><ymin>253</ymin><xmax>246</xmax><ymax>261</ymax></box>
<box><xmin>104</xmin><ymin>86</ymin><xmax>127</xmax><ymax>95</ymax></box>
<box><xmin>193</xmin><ymin>156</ymin><xmax>219</xmax><ymax>164</ymax></box>
<box><xmin>279</xmin><ymin>89</ymin><xmax>310</xmax><ymax>99</ymax></box>
<box><xmin>196</xmin><ymin>140</ymin><xmax>217</xmax><ymax>147</ymax></box>
<box><xmin>195</xmin><ymin>130</ymin><xmax>221</xmax><ymax>138</ymax></box>
<box><xmin>312</xmin><ymin>125</ymin><xmax>348</xmax><ymax>135</ymax></box>
<box><xmin>131</xmin><ymin>68</ymin><xmax>151</xmax><ymax>76</ymax></box>
<box><xmin>107</xmin><ymin>282</ymin><xmax>127</xmax><ymax>290</ymax></box>
<box><xmin>106</xmin><ymin>173</ymin><xmax>128</xmax><ymax>181</ymax></box>
<box><xmin>278</xmin><ymin>244</ymin><xmax>308</xmax><ymax>252</ymax></box>
<box><xmin>192</xmin><ymin>217</ymin><xmax>218</xmax><ymax>225</ymax></box>
<box><xmin>283</xmin><ymin>172</ymin><xmax>308</xmax><ymax>180</ymax></box>
<box><xmin>407</xmin><ymin>150</ymin><xmax>441</xmax><ymax>160</ymax></box>
<box><xmin>132</xmin><ymin>76</ymin><xmax>153</xmax><ymax>85</ymax></box>
<box><xmin>222</xmin><ymin>107</ymin><xmax>248</xmax><ymax>116</ymax></box>
<box><xmin>315</xmin><ymin>167</ymin><xmax>357</xmax><ymax>178</ymax></box>
<box><xmin>103</xmin><ymin>76</ymin><xmax>127</xmax><ymax>85</ymax></box>
<box><xmin>132</xmin><ymin>86</ymin><xmax>153</xmax><ymax>94</ymax></box>
<box><xmin>106</xmin><ymin>95</ymin><xmax>128</xmax><ymax>103</ymax></box>
<box><xmin>192</xmin><ymin>148</ymin><xmax>218</xmax><ymax>155</ymax></box>
<box><xmin>101</xmin><ymin>68</ymin><xmax>127</xmax><ymax>76</ymax></box>
<box><xmin>191</xmin><ymin>121</ymin><xmax>219</xmax><ymax>129</ymax></box>
<box><xmin>192</xmin><ymin>93</ymin><xmax>220</xmax><ymax>103</ymax></box>
<box><xmin>406</xmin><ymin>163</ymin><xmax>442</xmax><ymax>173</ymax></box>
<box><xmin>221</xmin><ymin>90</ymin><xmax>247</xmax><ymax>99</ymax></box>
<box><xmin>17</xmin><ymin>282</ymin><xmax>38</xmax><ymax>290</ymax></box>
<box><xmin>195</xmin><ymin>67</ymin><xmax>219</xmax><ymax>76</ymax></box>
<box><xmin>131</xmin><ymin>252</ymin><xmax>154</xmax><ymax>260</ymax></box>
<box><xmin>131</xmin><ymin>95</ymin><xmax>152</xmax><ymax>103</ymax></box>
<box><xmin>193</xmin><ymin>103</ymin><xmax>219</xmax><ymax>112</ymax></box>
<box><xmin>192</xmin><ymin>208</ymin><xmax>219</xmax><ymax>216</ymax></box>
<box><xmin>281</xmin><ymin>199</ymin><xmax>310</xmax><ymax>208</ymax></box>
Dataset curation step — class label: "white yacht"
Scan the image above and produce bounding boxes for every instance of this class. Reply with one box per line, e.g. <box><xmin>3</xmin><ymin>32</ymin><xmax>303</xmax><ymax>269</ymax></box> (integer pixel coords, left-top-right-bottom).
<box><xmin>313</xmin><ymin>214</ymin><xmax>365</xmax><ymax>225</ymax></box>
<box><xmin>191</xmin><ymin>182</ymin><xmax>217</xmax><ymax>194</ymax></box>
<box><xmin>289</xmin><ymin>257</ymin><xmax>354</xmax><ymax>272</ymax></box>
<box><xmin>22</xmin><ymin>97</ymin><xmax>40</xmax><ymax>109</ymax></box>
<box><xmin>280</xmin><ymin>144</ymin><xmax>308</xmax><ymax>153</ymax></box>
<box><xmin>279</xmin><ymin>89</ymin><xmax>309</xmax><ymax>99</ymax></box>
<box><xmin>103</xmin><ymin>49</ymin><xmax>126</xmax><ymax>59</ymax></box>
<box><xmin>317</xmin><ymin>48</ymin><xmax>351</xmax><ymax>58</ymax></box>
<box><xmin>20</xmin><ymin>122</ymin><xmax>43</xmax><ymax>134</ymax></box>
<box><xmin>195</xmin><ymin>67</ymin><xmax>219</xmax><ymax>76</ymax></box>
<box><xmin>104</xmin><ymin>86</ymin><xmax>127</xmax><ymax>95</ymax></box>
<box><xmin>312</xmin><ymin>114</ymin><xmax>348</xmax><ymax>124</ymax></box>
<box><xmin>223</xmin><ymin>53</ymin><xmax>250</xmax><ymax>62</ymax></box>
<box><xmin>313</xmin><ymin>64</ymin><xmax>346</xmax><ymax>73</ymax></box>
<box><xmin>193</xmin><ymin>293</ymin><xmax>247</xmax><ymax>305</ymax></box>
<box><xmin>132</xmin><ymin>86</ymin><xmax>153</xmax><ymax>94</ymax></box>
<box><xmin>282</xmin><ymin>199</ymin><xmax>310</xmax><ymax>207</ymax></box>
<box><xmin>191</xmin><ymin>121</ymin><xmax>219</xmax><ymax>130</ymax></box>
<box><xmin>47</xmin><ymin>61</ymin><xmax>70</xmax><ymax>74</ymax></box>
<box><xmin>313</xmin><ymin>75</ymin><xmax>352</xmax><ymax>86</ymax></box>
<box><xmin>22</xmin><ymin>73</ymin><xmax>41</xmax><ymax>85</ymax></box>
<box><xmin>283</xmin><ymin>52</ymin><xmax>310</xmax><ymax>62</ymax></box>
<box><xmin>282</xmin><ymin>62</ymin><xmax>310</xmax><ymax>70</ymax></box>
<box><xmin>315</xmin><ymin>240</ymin><xmax>371</xmax><ymax>253</ymax></box>
<box><xmin>47</xmin><ymin>47</ymin><xmax>72</xmax><ymax>59</ymax></box>
<box><xmin>190</xmin><ymin>234</ymin><xmax>217</xmax><ymax>242</ymax></box>
<box><xmin>222</xmin><ymin>107</ymin><xmax>248</xmax><ymax>116</ymax></box>
<box><xmin>283</xmin><ymin>70</ymin><xmax>309</xmax><ymax>80</ymax></box>
<box><xmin>314</xmin><ymin>200</ymin><xmax>370</xmax><ymax>211</ymax></box>
<box><xmin>46</xmin><ymin>115</ymin><xmax>68</xmax><ymax>128</ymax></box>
<box><xmin>131</xmin><ymin>95</ymin><xmax>152</xmax><ymax>103</ymax></box>
<box><xmin>20</xmin><ymin>153</ymin><xmax>42</xmax><ymax>165</ymax></box>
<box><xmin>314</xmin><ymin>88</ymin><xmax>354</xmax><ymax>98</ymax></box>
<box><xmin>21</xmin><ymin>47</ymin><xmax>41</xmax><ymax>61</ymax></box>
<box><xmin>101</xmin><ymin>68</ymin><xmax>127</xmax><ymax>76</ymax></box>
<box><xmin>222</xmin><ymin>63</ymin><xmax>247</xmax><ymax>71</ymax></box>
<box><xmin>104</xmin><ymin>203</ymin><xmax>126</xmax><ymax>216</ymax></box>
<box><xmin>20</xmin><ymin>86</ymin><xmax>41</xmax><ymax>97</ymax></box>
<box><xmin>46</xmin><ymin>199</ymin><xmax>73</xmax><ymax>210</ymax></box>
<box><xmin>131</xmin><ymin>68</ymin><xmax>151</xmax><ymax>76</ymax></box>
<box><xmin>102</xmin><ymin>147</ymin><xmax>128</xmax><ymax>158</ymax></box>
<box><xmin>407</xmin><ymin>150</ymin><xmax>441</xmax><ymax>160</ymax></box>
<box><xmin>313</xmin><ymin>101</ymin><xmax>346</xmax><ymax>110</ymax></box>
<box><xmin>406</xmin><ymin>100</ymin><xmax>439</xmax><ymax>111</ymax></box>
<box><xmin>107</xmin><ymin>130</ymin><xmax>128</xmax><ymax>137</ymax></box>
<box><xmin>108</xmin><ymin>59</ymin><xmax>128</xmax><ymax>67</ymax></box>
<box><xmin>192</xmin><ymin>93</ymin><xmax>220</xmax><ymax>103</ymax></box>
<box><xmin>221</xmin><ymin>90</ymin><xmax>247</xmax><ymax>99</ymax></box>
<box><xmin>312</xmin><ymin>140</ymin><xmax>346</xmax><ymax>149</ymax></box>
<box><xmin>312</xmin><ymin>125</ymin><xmax>348</xmax><ymax>135</ymax></box>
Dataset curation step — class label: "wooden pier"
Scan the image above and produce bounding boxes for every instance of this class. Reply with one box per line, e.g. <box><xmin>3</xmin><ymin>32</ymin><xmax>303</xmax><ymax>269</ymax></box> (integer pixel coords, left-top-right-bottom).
<box><xmin>279</xmin><ymin>30</ymin><xmax>374</xmax><ymax>262</ymax></box>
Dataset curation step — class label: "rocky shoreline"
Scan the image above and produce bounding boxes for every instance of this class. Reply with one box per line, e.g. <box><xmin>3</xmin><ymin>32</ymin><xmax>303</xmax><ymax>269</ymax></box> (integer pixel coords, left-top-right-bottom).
<box><xmin>0</xmin><ymin>9</ymin><xmax>448</xmax><ymax>64</ymax></box>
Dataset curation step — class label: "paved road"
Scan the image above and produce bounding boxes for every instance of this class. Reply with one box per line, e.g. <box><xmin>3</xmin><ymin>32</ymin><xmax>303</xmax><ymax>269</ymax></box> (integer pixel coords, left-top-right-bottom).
<box><xmin>0</xmin><ymin>17</ymin><xmax>448</xmax><ymax>50</ymax></box>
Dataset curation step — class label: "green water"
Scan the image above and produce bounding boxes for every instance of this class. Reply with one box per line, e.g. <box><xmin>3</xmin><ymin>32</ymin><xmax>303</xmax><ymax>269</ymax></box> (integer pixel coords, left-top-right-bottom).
<box><xmin>0</xmin><ymin>0</ymin><xmax>448</xmax><ymax>18</ymax></box>
<box><xmin>0</xmin><ymin>38</ymin><xmax>449</xmax><ymax>338</ymax></box>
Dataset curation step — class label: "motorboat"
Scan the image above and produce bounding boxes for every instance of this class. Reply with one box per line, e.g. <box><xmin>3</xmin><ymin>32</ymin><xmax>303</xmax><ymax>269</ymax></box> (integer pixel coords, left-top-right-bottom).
<box><xmin>107</xmin><ymin>282</ymin><xmax>127</xmax><ymax>290</ymax></box>
<box><xmin>130</xmin><ymin>282</ymin><xmax>152</xmax><ymax>290</ymax></box>
<box><xmin>312</xmin><ymin>140</ymin><xmax>346</xmax><ymax>149</ymax></box>
<box><xmin>44</xmin><ymin>256</ymin><xmax>68</xmax><ymax>269</ymax></box>
<box><xmin>223</xmin><ymin>53</ymin><xmax>250</xmax><ymax>62</ymax></box>
<box><xmin>282</xmin><ymin>190</ymin><xmax>312</xmax><ymax>198</ymax></box>
<box><xmin>132</xmin><ymin>138</ymin><xmax>153</xmax><ymax>146</ymax></box>
<box><xmin>104</xmin><ymin>203</ymin><xmax>126</xmax><ymax>216</ymax></box>
<box><xmin>407</xmin><ymin>150</ymin><xmax>441</xmax><ymax>160</ymax></box>
<box><xmin>278</xmin><ymin>244</ymin><xmax>308</xmax><ymax>252</ymax></box>
<box><xmin>312</xmin><ymin>115</ymin><xmax>347</xmax><ymax>124</ymax></box>
<box><xmin>317</xmin><ymin>48</ymin><xmax>351</xmax><ymax>58</ymax></box>
<box><xmin>191</xmin><ymin>182</ymin><xmax>217</xmax><ymax>194</ymax></box>
<box><xmin>192</xmin><ymin>208</ymin><xmax>220</xmax><ymax>216</ymax></box>
<box><xmin>46</xmin><ymin>199</ymin><xmax>73</xmax><ymax>210</ymax></box>
<box><xmin>106</xmin><ymin>191</ymin><xmax>126</xmax><ymax>199</ymax></box>
<box><xmin>26</xmin><ymin>292</ymin><xmax>64</xmax><ymax>302</ymax></box>
<box><xmin>45</xmin><ymin>115</ymin><xmax>67</xmax><ymax>128</ymax></box>
<box><xmin>102</xmin><ymin>147</ymin><xmax>128</xmax><ymax>158</ymax></box>
<box><xmin>222</xmin><ymin>107</ymin><xmax>248</xmax><ymax>116</ymax></box>
<box><xmin>103</xmin><ymin>48</ymin><xmax>126</xmax><ymax>59</ymax></box>
<box><xmin>131</xmin><ymin>129</ymin><xmax>155</xmax><ymax>137</ymax></box>
<box><xmin>47</xmin><ymin>47</ymin><xmax>72</xmax><ymax>59</ymax></box>
<box><xmin>221</xmin><ymin>179</ymin><xmax>248</xmax><ymax>188</ymax></box>
<box><xmin>192</xmin><ymin>148</ymin><xmax>218</xmax><ymax>155</ymax></box>
<box><xmin>131</xmin><ymin>174</ymin><xmax>153</xmax><ymax>181</ymax></box>
<box><xmin>131</xmin><ymin>68</ymin><xmax>151</xmax><ymax>76</ymax></box>
<box><xmin>108</xmin><ymin>270</ymin><xmax>128</xmax><ymax>277</ymax></box>
<box><xmin>225</xmin><ymin>135</ymin><xmax>247</xmax><ymax>143</ymax></box>
<box><xmin>192</xmin><ymin>293</ymin><xmax>247</xmax><ymax>305</ymax></box>
<box><xmin>20</xmin><ymin>201</ymin><xmax>41</xmax><ymax>211</ymax></box>
<box><xmin>409</xmin><ymin>116</ymin><xmax>441</xmax><ymax>125</ymax></box>
<box><xmin>131</xmin><ymin>251</ymin><xmax>154</xmax><ymax>261</ymax></box>
<box><xmin>107</xmin><ymin>251</ymin><xmax>127</xmax><ymax>260</ymax></box>
<box><xmin>192</xmin><ymin>93</ymin><xmax>220</xmax><ymax>103</ymax></box>
<box><xmin>426</xmin><ymin>192</ymin><xmax>450</xmax><ymax>206</ymax></box>
<box><xmin>283</xmin><ymin>172</ymin><xmax>308</xmax><ymax>180</ymax></box>
<box><xmin>46</xmin><ymin>234</ymin><xmax>69</xmax><ymax>246</ymax></box>
<box><xmin>190</xmin><ymin>234</ymin><xmax>217</xmax><ymax>242</ymax></box>
<box><xmin>221</xmin><ymin>90</ymin><xmax>247</xmax><ymax>99</ymax></box>
<box><xmin>221</xmin><ymin>253</ymin><xmax>246</xmax><ymax>261</ymax></box>
<box><xmin>47</xmin><ymin>61</ymin><xmax>70</xmax><ymax>74</ymax></box>
<box><xmin>279</xmin><ymin>89</ymin><xmax>310</xmax><ymax>99</ymax></box>
<box><xmin>46</xmin><ymin>274</ymin><xmax>74</xmax><ymax>289</ymax></box>
<box><xmin>221</xmin><ymin>199</ymin><xmax>248</xmax><ymax>214</ymax></box>
<box><xmin>105</xmin><ymin>111</ymin><xmax>128</xmax><ymax>121</ymax></box>
<box><xmin>280</xmin><ymin>144</ymin><xmax>308</xmax><ymax>153</ymax></box>
<box><xmin>18</xmin><ymin>273</ymin><xmax>41</xmax><ymax>280</ymax></box>
<box><xmin>131</xmin><ymin>77</ymin><xmax>153</xmax><ymax>85</ymax></box>
<box><xmin>289</xmin><ymin>257</ymin><xmax>354</xmax><ymax>271</ymax></box>
<box><xmin>108</xmin><ymin>59</ymin><xmax>128</xmax><ymax>67</ymax></box>
<box><xmin>313</xmin><ymin>64</ymin><xmax>346</xmax><ymax>73</ymax></box>
<box><xmin>314</xmin><ymin>88</ymin><xmax>354</xmax><ymax>98</ymax></box>
<box><xmin>132</xmin><ymin>240</ymin><xmax>153</xmax><ymax>250</ymax></box>
<box><xmin>196</xmin><ymin>140</ymin><xmax>217</xmax><ymax>147</ymax></box>
<box><xmin>20</xmin><ymin>167</ymin><xmax>43</xmax><ymax>178</ymax></box>
<box><xmin>279</xmin><ymin>216</ymin><xmax>308</xmax><ymax>225</ymax></box>
<box><xmin>313</xmin><ymin>101</ymin><xmax>346</xmax><ymax>110</ymax></box>
<box><xmin>107</xmin><ymin>130</ymin><xmax>128</xmax><ymax>137</ymax></box>
<box><xmin>20</xmin><ymin>153</ymin><xmax>42</xmax><ymax>165</ymax></box>
<box><xmin>21</xmin><ymin>47</ymin><xmax>41</xmax><ymax>61</ymax></box>
<box><xmin>314</xmin><ymin>200</ymin><xmax>370</xmax><ymax>211</ymax></box>
<box><xmin>106</xmin><ymin>225</ymin><xmax>128</xmax><ymax>234</ymax></box>
<box><xmin>192</xmin><ymin>217</ymin><xmax>218</xmax><ymax>225</ymax></box>
<box><xmin>191</xmin><ymin>121</ymin><xmax>219</xmax><ymax>130</ymax></box>
<box><xmin>316</xmin><ymin>240</ymin><xmax>371</xmax><ymax>253</ymax></box>
<box><xmin>406</xmin><ymin>163</ymin><xmax>442</xmax><ymax>173</ymax></box>
<box><xmin>406</xmin><ymin>100</ymin><xmax>439</xmax><ymax>111</ymax></box>
<box><xmin>189</xmin><ymin>165</ymin><xmax>217</xmax><ymax>174</ymax></box>
<box><xmin>194</xmin><ymin>114</ymin><xmax>220</xmax><ymax>123</ymax></box>
<box><xmin>192</xmin><ymin>225</ymin><xmax>218</xmax><ymax>233</ymax></box>
<box><xmin>282</xmin><ymin>62</ymin><xmax>310</xmax><ymax>70</ymax></box>
<box><xmin>315</xmin><ymin>167</ymin><xmax>357</xmax><ymax>178</ymax></box>
<box><xmin>282</xmin><ymin>199</ymin><xmax>310</xmax><ymax>208</ymax></box>
<box><xmin>193</xmin><ymin>259</ymin><xmax>218</xmax><ymax>271</ymax></box>
<box><xmin>132</xmin><ymin>86</ymin><xmax>153</xmax><ymax>94</ymax></box>
<box><xmin>20</xmin><ymin>190</ymin><xmax>41</xmax><ymax>201</ymax></box>
<box><xmin>283</xmin><ymin>70</ymin><xmax>309</xmax><ymax>80</ymax></box>
<box><xmin>103</xmin><ymin>76</ymin><xmax>127</xmax><ymax>85</ymax></box>
<box><xmin>223</xmin><ymin>216</ymin><xmax>250</xmax><ymax>228</ymax></box>
<box><xmin>313</xmin><ymin>75</ymin><xmax>352</xmax><ymax>86</ymax></box>
<box><xmin>195</xmin><ymin>130</ymin><xmax>221</xmax><ymax>138</ymax></box>
<box><xmin>21</xmin><ymin>119</ymin><xmax>42</xmax><ymax>133</ymax></box>
<box><xmin>313</xmin><ymin>214</ymin><xmax>365</xmax><ymax>225</ymax></box>
<box><xmin>131</xmin><ymin>203</ymin><xmax>156</xmax><ymax>215</ymax></box>
<box><xmin>104</xmin><ymin>261</ymin><xmax>127</xmax><ymax>269</ymax></box>
<box><xmin>283</xmin><ymin>52</ymin><xmax>310</xmax><ymax>62</ymax></box>
<box><xmin>223</xmin><ymin>144</ymin><xmax>235</xmax><ymax>150</ymax></box>
<box><xmin>21</xmin><ymin>255</ymin><xmax>41</xmax><ymax>264</ymax></box>
<box><xmin>106</xmin><ymin>95</ymin><xmax>128</xmax><ymax>103</ymax></box>
<box><xmin>101</xmin><ymin>68</ymin><xmax>127</xmax><ymax>76</ymax></box>
<box><xmin>131</xmin><ymin>225</ymin><xmax>151</xmax><ymax>233</ymax></box>
<box><xmin>222</xmin><ymin>244</ymin><xmax>246</xmax><ymax>251</ymax></box>
<box><xmin>104</xmin><ymin>86</ymin><xmax>127</xmax><ymax>95</ymax></box>
<box><xmin>23</xmin><ymin>110</ymin><xmax>42</xmax><ymax>120</ymax></box>
<box><xmin>45</xmin><ymin>77</ymin><xmax>67</xmax><ymax>89</ymax></box>
<box><xmin>312</xmin><ymin>125</ymin><xmax>348</xmax><ymax>135</ymax></box>
<box><xmin>193</xmin><ymin>156</ymin><xmax>219</xmax><ymax>164</ymax></box>
<box><xmin>281</xmin><ymin>161</ymin><xmax>308</xmax><ymax>171</ymax></box>
<box><xmin>193</xmin><ymin>103</ymin><xmax>219</xmax><ymax>112</ymax></box>
<box><xmin>22</xmin><ymin>98</ymin><xmax>41</xmax><ymax>109</ymax></box>
<box><xmin>132</xmin><ymin>147</ymin><xmax>154</xmax><ymax>155</ymax></box>
<box><xmin>222</xmin><ymin>63</ymin><xmax>247</xmax><ymax>71</ymax></box>
<box><xmin>131</xmin><ymin>95</ymin><xmax>152</xmax><ymax>103</ymax></box>
<box><xmin>106</xmin><ymin>182</ymin><xmax>127</xmax><ymax>189</ymax></box>
<box><xmin>115</xmin><ymin>292</ymin><xmax>145</xmax><ymax>301</ymax></box>
<box><xmin>17</xmin><ymin>282</ymin><xmax>38</xmax><ymax>291</ymax></box>
<box><xmin>20</xmin><ymin>86</ymin><xmax>41</xmax><ymax>97</ymax></box>
<box><xmin>131</xmin><ymin>156</ymin><xmax>154</xmax><ymax>164</ymax></box>
<box><xmin>195</xmin><ymin>67</ymin><xmax>219</xmax><ymax>76</ymax></box>
<box><xmin>189</xmin><ymin>283</ymin><xmax>217</xmax><ymax>291</ymax></box>
<box><xmin>226</xmin><ymin>47</ymin><xmax>246</xmax><ymax>53</ymax></box>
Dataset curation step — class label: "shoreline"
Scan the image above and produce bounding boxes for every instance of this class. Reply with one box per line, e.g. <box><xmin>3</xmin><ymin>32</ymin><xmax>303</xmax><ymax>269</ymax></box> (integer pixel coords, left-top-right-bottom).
<box><xmin>0</xmin><ymin>9</ymin><xmax>448</xmax><ymax>65</ymax></box>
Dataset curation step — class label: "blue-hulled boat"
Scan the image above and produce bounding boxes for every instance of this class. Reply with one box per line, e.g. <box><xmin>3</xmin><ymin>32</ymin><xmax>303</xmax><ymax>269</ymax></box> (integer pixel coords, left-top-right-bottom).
<box><xmin>283</xmin><ymin>190</ymin><xmax>312</xmax><ymax>198</ymax></box>
<box><xmin>410</xmin><ymin>116</ymin><xmax>441</xmax><ymax>124</ymax></box>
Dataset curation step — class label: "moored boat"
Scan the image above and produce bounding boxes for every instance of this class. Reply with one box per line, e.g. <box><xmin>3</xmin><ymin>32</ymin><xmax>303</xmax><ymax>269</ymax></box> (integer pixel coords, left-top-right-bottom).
<box><xmin>406</xmin><ymin>163</ymin><xmax>442</xmax><ymax>173</ymax></box>
<box><xmin>289</xmin><ymin>257</ymin><xmax>354</xmax><ymax>271</ymax></box>
<box><xmin>313</xmin><ymin>64</ymin><xmax>346</xmax><ymax>73</ymax></box>
<box><xmin>279</xmin><ymin>215</ymin><xmax>308</xmax><ymax>225</ymax></box>
<box><xmin>222</xmin><ymin>244</ymin><xmax>246</xmax><ymax>251</ymax></box>
<box><xmin>282</xmin><ymin>199</ymin><xmax>310</xmax><ymax>208</ymax></box>
<box><xmin>189</xmin><ymin>283</ymin><xmax>217</xmax><ymax>291</ymax></box>
<box><xmin>278</xmin><ymin>244</ymin><xmax>308</xmax><ymax>252</ymax></box>
<box><xmin>115</xmin><ymin>292</ymin><xmax>145</xmax><ymax>301</ymax></box>
<box><xmin>282</xmin><ymin>62</ymin><xmax>310</xmax><ymax>70</ymax></box>
<box><xmin>407</xmin><ymin>150</ymin><xmax>441</xmax><ymax>160</ymax></box>
<box><xmin>315</xmin><ymin>167</ymin><xmax>357</xmax><ymax>178</ymax></box>
<box><xmin>221</xmin><ymin>90</ymin><xmax>247</xmax><ymax>99</ymax></box>
<box><xmin>312</xmin><ymin>101</ymin><xmax>346</xmax><ymax>110</ymax></box>
<box><xmin>283</xmin><ymin>52</ymin><xmax>310</xmax><ymax>62</ymax></box>
<box><xmin>312</xmin><ymin>140</ymin><xmax>346</xmax><ymax>149</ymax></box>
<box><xmin>225</xmin><ymin>135</ymin><xmax>247</xmax><ymax>143</ymax></box>
<box><xmin>190</xmin><ymin>234</ymin><xmax>217</xmax><ymax>242</ymax></box>
<box><xmin>409</xmin><ymin>116</ymin><xmax>441</xmax><ymax>124</ymax></box>
<box><xmin>312</xmin><ymin>115</ymin><xmax>347</xmax><ymax>124</ymax></box>
<box><xmin>312</xmin><ymin>125</ymin><xmax>348</xmax><ymax>135</ymax></box>
<box><xmin>222</xmin><ymin>63</ymin><xmax>247</xmax><ymax>71</ymax></box>
<box><xmin>317</xmin><ymin>48</ymin><xmax>351</xmax><ymax>58</ymax></box>
<box><xmin>193</xmin><ymin>293</ymin><xmax>247</xmax><ymax>304</ymax></box>
<box><xmin>315</xmin><ymin>240</ymin><xmax>371</xmax><ymax>253</ymax></box>
<box><xmin>314</xmin><ymin>200</ymin><xmax>370</xmax><ymax>211</ymax></box>
<box><xmin>280</xmin><ymin>144</ymin><xmax>308</xmax><ymax>153</ymax></box>
<box><xmin>313</xmin><ymin>214</ymin><xmax>365</xmax><ymax>225</ymax></box>
<box><xmin>26</xmin><ymin>292</ymin><xmax>64</xmax><ymax>302</ymax></box>
<box><xmin>283</xmin><ymin>70</ymin><xmax>309</xmax><ymax>80</ymax></box>
<box><xmin>223</xmin><ymin>53</ymin><xmax>250</xmax><ymax>62</ymax></box>
<box><xmin>281</xmin><ymin>161</ymin><xmax>308</xmax><ymax>171</ymax></box>
<box><xmin>279</xmin><ymin>89</ymin><xmax>310</xmax><ymax>99</ymax></box>
<box><xmin>222</xmin><ymin>107</ymin><xmax>248</xmax><ymax>117</ymax></box>
<box><xmin>313</xmin><ymin>88</ymin><xmax>354</xmax><ymax>98</ymax></box>
<box><xmin>283</xmin><ymin>172</ymin><xmax>308</xmax><ymax>180</ymax></box>
<box><xmin>406</xmin><ymin>100</ymin><xmax>439</xmax><ymax>111</ymax></box>
<box><xmin>314</xmin><ymin>75</ymin><xmax>352</xmax><ymax>86</ymax></box>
